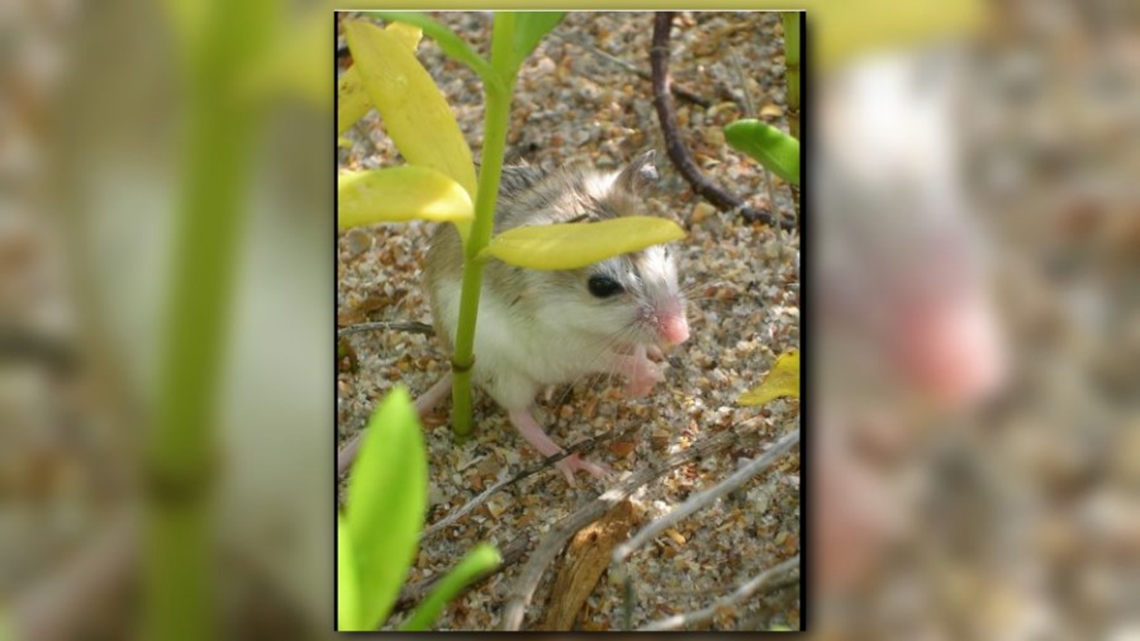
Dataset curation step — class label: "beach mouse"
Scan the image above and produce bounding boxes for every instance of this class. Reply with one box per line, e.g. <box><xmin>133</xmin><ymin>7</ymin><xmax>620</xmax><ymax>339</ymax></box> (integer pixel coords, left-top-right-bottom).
<box><xmin>422</xmin><ymin>150</ymin><xmax>690</xmax><ymax>484</ymax></box>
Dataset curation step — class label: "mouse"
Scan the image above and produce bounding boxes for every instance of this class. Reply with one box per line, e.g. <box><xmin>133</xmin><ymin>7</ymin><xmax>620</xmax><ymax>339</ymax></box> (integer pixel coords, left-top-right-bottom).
<box><xmin>422</xmin><ymin>149</ymin><xmax>691</xmax><ymax>485</ymax></box>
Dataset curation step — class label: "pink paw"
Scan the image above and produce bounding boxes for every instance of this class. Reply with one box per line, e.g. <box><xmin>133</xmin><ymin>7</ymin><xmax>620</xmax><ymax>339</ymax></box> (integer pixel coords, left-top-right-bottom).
<box><xmin>619</xmin><ymin>346</ymin><xmax>665</xmax><ymax>398</ymax></box>
<box><xmin>625</xmin><ymin>367</ymin><xmax>663</xmax><ymax>398</ymax></box>
<box><xmin>555</xmin><ymin>453</ymin><xmax>611</xmax><ymax>486</ymax></box>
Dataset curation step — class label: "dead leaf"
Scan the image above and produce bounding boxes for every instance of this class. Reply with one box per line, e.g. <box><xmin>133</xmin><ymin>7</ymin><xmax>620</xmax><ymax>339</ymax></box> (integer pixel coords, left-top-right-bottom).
<box><xmin>538</xmin><ymin>500</ymin><xmax>636</xmax><ymax>630</ymax></box>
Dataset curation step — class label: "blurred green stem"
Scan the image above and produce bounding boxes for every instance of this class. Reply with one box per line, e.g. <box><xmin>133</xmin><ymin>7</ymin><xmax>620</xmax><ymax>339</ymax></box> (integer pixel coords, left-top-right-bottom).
<box><xmin>147</xmin><ymin>95</ymin><xmax>253</xmax><ymax>641</ymax></box>
<box><xmin>146</xmin><ymin>1</ymin><xmax>270</xmax><ymax>638</ymax></box>
<box><xmin>450</xmin><ymin>78</ymin><xmax>513</xmax><ymax>438</ymax></box>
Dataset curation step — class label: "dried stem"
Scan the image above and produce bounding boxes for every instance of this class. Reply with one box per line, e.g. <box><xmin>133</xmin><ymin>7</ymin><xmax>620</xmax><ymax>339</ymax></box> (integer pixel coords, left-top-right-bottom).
<box><xmin>614</xmin><ymin>426</ymin><xmax>799</xmax><ymax>564</ymax></box>
<box><xmin>337</xmin><ymin>320</ymin><xmax>435</xmax><ymax>338</ymax></box>
<box><xmin>500</xmin><ymin>419</ymin><xmax>764</xmax><ymax>630</ymax></box>
<box><xmin>421</xmin><ymin>426</ymin><xmax>632</xmax><ymax>537</ymax></box>
<box><xmin>638</xmin><ymin>555</ymin><xmax>800</xmax><ymax>631</ymax></box>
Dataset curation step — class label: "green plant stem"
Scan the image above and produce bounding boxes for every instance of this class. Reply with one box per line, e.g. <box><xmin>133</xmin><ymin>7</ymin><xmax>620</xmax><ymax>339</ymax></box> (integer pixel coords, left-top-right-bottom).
<box><xmin>450</xmin><ymin>79</ymin><xmax>514</xmax><ymax>439</ymax></box>
<box><xmin>782</xmin><ymin>12</ymin><xmax>801</xmax><ymax>221</ymax></box>
<box><xmin>782</xmin><ymin>12</ymin><xmax>800</xmax><ymax>141</ymax></box>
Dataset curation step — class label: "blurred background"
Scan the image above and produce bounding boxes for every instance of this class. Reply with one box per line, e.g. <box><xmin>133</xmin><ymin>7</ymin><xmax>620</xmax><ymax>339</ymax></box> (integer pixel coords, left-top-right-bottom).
<box><xmin>1</xmin><ymin>0</ymin><xmax>1138</xmax><ymax>638</ymax></box>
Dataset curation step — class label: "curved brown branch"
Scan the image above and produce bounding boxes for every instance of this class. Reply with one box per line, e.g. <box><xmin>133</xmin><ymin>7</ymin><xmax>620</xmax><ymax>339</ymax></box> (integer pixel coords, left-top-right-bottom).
<box><xmin>650</xmin><ymin>13</ymin><xmax>795</xmax><ymax>231</ymax></box>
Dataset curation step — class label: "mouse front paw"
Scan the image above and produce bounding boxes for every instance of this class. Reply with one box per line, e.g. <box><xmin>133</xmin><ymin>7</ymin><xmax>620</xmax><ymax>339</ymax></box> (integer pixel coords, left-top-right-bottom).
<box><xmin>624</xmin><ymin>365</ymin><xmax>664</xmax><ymax>398</ymax></box>
<box><xmin>616</xmin><ymin>345</ymin><xmax>665</xmax><ymax>398</ymax></box>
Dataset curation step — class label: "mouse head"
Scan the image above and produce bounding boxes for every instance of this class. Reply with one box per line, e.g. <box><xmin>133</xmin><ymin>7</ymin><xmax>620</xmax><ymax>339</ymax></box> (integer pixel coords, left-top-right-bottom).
<box><xmin>530</xmin><ymin>151</ymin><xmax>691</xmax><ymax>349</ymax></box>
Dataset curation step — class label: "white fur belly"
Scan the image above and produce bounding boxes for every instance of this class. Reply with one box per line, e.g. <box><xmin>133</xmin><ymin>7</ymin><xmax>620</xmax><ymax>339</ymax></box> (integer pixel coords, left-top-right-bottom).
<box><xmin>434</xmin><ymin>282</ymin><xmax>613</xmax><ymax>408</ymax></box>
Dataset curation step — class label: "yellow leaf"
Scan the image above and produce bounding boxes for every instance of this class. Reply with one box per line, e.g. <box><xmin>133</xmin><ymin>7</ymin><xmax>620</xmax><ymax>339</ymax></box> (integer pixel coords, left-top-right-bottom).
<box><xmin>815</xmin><ymin>0</ymin><xmax>983</xmax><ymax>70</ymax></box>
<box><xmin>338</xmin><ymin>136</ymin><xmax>353</xmax><ymax>148</ymax></box>
<box><xmin>338</xmin><ymin>23</ymin><xmax>422</xmax><ymax>135</ymax></box>
<box><xmin>477</xmin><ymin>217</ymin><xmax>686</xmax><ymax>270</ymax></box>
<box><xmin>738</xmin><ymin>350</ymin><xmax>800</xmax><ymax>406</ymax></box>
<box><xmin>385</xmin><ymin>21</ymin><xmax>424</xmax><ymax>51</ymax></box>
<box><xmin>337</xmin><ymin>67</ymin><xmax>370</xmax><ymax>134</ymax></box>
<box><xmin>338</xmin><ymin>166</ymin><xmax>473</xmax><ymax>229</ymax></box>
<box><xmin>344</xmin><ymin>20</ymin><xmax>477</xmax><ymax>200</ymax></box>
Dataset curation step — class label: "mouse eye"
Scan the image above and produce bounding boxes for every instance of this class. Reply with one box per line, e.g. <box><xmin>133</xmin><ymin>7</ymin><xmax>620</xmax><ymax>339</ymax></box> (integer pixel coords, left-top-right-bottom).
<box><xmin>587</xmin><ymin>275</ymin><xmax>624</xmax><ymax>298</ymax></box>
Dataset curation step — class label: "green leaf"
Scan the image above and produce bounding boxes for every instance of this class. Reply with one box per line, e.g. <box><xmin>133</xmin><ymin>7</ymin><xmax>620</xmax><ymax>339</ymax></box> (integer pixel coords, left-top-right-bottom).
<box><xmin>344</xmin><ymin>387</ymin><xmax>427</xmax><ymax>630</ymax></box>
<box><xmin>739</xmin><ymin>350</ymin><xmax>800</xmax><ymax>407</ymax></box>
<box><xmin>367</xmin><ymin>11</ymin><xmax>499</xmax><ymax>87</ymax></box>
<box><xmin>345</xmin><ymin>19</ymin><xmax>478</xmax><ymax>200</ymax></box>
<box><xmin>725</xmin><ymin>119</ymin><xmax>800</xmax><ymax>186</ymax></box>
<box><xmin>338</xmin><ymin>166</ymin><xmax>474</xmax><ymax>229</ymax></box>
<box><xmin>399</xmin><ymin>543</ymin><xmax>501</xmax><ymax>631</ymax></box>
<box><xmin>336</xmin><ymin>518</ymin><xmax>362</xmax><ymax>630</ymax></box>
<box><xmin>338</xmin><ymin>23</ymin><xmax>423</xmax><ymax>135</ymax></box>
<box><xmin>478</xmin><ymin>216</ymin><xmax>686</xmax><ymax>270</ymax></box>
<box><xmin>501</xmin><ymin>12</ymin><xmax>565</xmax><ymax>76</ymax></box>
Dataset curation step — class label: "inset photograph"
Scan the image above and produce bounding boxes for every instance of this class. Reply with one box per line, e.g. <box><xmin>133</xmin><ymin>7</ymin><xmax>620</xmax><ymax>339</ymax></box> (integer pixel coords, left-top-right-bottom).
<box><xmin>336</xmin><ymin>10</ymin><xmax>802</xmax><ymax>632</ymax></box>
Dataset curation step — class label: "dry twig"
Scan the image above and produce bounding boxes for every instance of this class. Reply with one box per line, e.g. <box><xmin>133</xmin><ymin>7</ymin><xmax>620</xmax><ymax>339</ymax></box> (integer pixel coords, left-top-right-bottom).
<box><xmin>638</xmin><ymin>555</ymin><xmax>800</xmax><ymax>631</ymax></box>
<box><xmin>337</xmin><ymin>320</ymin><xmax>435</xmax><ymax>338</ymax></box>
<box><xmin>500</xmin><ymin>419</ymin><xmax>766</xmax><ymax>630</ymax></box>
<box><xmin>614</xmin><ymin>426</ymin><xmax>799</xmax><ymax>564</ymax></box>
<box><xmin>420</xmin><ymin>426</ymin><xmax>634</xmax><ymax>537</ymax></box>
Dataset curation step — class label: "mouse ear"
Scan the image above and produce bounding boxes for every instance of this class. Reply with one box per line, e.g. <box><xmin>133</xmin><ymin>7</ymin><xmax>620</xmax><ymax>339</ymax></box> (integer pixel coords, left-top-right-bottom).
<box><xmin>615</xmin><ymin>150</ymin><xmax>659</xmax><ymax>192</ymax></box>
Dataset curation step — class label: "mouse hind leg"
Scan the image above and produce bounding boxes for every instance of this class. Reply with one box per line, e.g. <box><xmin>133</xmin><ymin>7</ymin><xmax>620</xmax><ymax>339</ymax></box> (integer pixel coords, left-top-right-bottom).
<box><xmin>414</xmin><ymin>372</ymin><xmax>453</xmax><ymax>415</ymax></box>
<box><xmin>337</xmin><ymin>372</ymin><xmax>453</xmax><ymax>477</ymax></box>
<box><xmin>508</xmin><ymin>407</ymin><xmax>609</xmax><ymax>486</ymax></box>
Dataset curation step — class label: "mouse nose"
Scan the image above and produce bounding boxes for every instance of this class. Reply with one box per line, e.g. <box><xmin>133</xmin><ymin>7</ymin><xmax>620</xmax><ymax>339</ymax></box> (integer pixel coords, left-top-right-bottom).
<box><xmin>659</xmin><ymin>311</ymin><xmax>690</xmax><ymax>346</ymax></box>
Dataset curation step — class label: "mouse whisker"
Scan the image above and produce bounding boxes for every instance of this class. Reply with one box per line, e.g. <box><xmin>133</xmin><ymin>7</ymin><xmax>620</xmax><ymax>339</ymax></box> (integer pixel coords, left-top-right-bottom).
<box><xmin>549</xmin><ymin>325</ymin><xmax>635</xmax><ymax>409</ymax></box>
<box><xmin>678</xmin><ymin>280</ymin><xmax>737</xmax><ymax>298</ymax></box>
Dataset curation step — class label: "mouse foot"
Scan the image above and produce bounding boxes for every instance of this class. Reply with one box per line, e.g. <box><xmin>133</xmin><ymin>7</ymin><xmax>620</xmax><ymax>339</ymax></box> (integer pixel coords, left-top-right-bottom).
<box><xmin>338</xmin><ymin>372</ymin><xmax>454</xmax><ymax>477</ymax></box>
<box><xmin>555</xmin><ymin>453</ymin><xmax>611</xmax><ymax>486</ymax></box>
